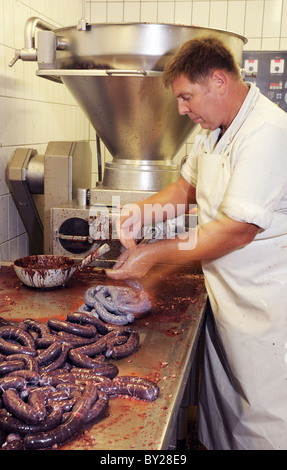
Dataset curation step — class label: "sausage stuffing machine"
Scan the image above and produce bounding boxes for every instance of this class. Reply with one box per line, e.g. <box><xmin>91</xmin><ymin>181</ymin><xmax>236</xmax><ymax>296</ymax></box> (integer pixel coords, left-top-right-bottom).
<box><xmin>7</xmin><ymin>17</ymin><xmax>246</xmax><ymax>258</ymax></box>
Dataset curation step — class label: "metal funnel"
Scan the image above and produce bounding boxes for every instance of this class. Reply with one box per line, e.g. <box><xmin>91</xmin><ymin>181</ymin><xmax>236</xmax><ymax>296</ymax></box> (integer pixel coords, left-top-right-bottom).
<box><xmin>37</xmin><ymin>23</ymin><xmax>247</xmax><ymax>191</ymax></box>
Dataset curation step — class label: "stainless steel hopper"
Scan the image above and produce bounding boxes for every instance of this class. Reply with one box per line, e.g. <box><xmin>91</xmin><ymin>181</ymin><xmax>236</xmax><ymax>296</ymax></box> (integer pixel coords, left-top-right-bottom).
<box><xmin>10</xmin><ymin>20</ymin><xmax>247</xmax><ymax>193</ymax></box>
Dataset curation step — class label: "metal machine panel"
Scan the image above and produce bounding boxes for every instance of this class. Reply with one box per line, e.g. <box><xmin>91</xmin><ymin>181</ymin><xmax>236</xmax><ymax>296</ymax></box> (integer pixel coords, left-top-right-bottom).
<box><xmin>243</xmin><ymin>50</ymin><xmax>287</xmax><ymax>111</ymax></box>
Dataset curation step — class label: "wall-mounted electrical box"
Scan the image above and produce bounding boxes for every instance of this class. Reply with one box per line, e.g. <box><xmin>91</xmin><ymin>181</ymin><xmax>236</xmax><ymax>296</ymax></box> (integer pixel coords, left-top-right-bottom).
<box><xmin>243</xmin><ymin>51</ymin><xmax>287</xmax><ymax>112</ymax></box>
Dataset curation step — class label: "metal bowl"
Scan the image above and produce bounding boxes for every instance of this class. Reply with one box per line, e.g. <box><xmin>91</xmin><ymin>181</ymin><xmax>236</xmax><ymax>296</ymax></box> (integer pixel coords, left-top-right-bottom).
<box><xmin>13</xmin><ymin>255</ymin><xmax>77</xmax><ymax>288</ymax></box>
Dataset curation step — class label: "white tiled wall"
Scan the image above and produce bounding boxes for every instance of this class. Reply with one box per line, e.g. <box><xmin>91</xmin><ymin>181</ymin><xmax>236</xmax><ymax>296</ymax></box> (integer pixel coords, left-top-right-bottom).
<box><xmin>1</xmin><ymin>0</ymin><xmax>287</xmax><ymax>260</ymax></box>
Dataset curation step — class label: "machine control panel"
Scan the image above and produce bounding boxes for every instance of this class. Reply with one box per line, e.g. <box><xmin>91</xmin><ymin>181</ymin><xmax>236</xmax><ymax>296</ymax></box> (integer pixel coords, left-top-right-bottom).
<box><xmin>243</xmin><ymin>51</ymin><xmax>287</xmax><ymax>112</ymax></box>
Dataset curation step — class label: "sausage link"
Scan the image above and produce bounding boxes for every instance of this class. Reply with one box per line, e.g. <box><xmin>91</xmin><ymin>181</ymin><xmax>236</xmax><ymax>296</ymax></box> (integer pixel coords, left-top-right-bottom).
<box><xmin>0</xmin><ymin>407</ymin><xmax>63</xmax><ymax>435</ymax></box>
<box><xmin>27</xmin><ymin>388</ymin><xmax>47</xmax><ymax>421</ymax></box>
<box><xmin>0</xmin><ymin>326</ymin><xmax>35</xmax><ymax>349</ymax></box>
<box><xmin>2</xmin><ymin>389</ymin><xmax>45</xmax><ymax>424</ymax></box>
<box><xmin>24</xmin><ymin>383</ymin><xmax>98</xmax><ymax>449</ymax></box>
<box><xmin>39</xmin><ymin>343</ymin><xmax>70</xmax><ymax>373</ymax></box>
<box><xmin>0</xmin><ymin>376</ymin><xmax>27</xmax><ymax>393</ymax></box>
<box><xmin>69</xmin><ymin>368</ymin><xmax>113</xmax><ymax>386</ymax></box>
<box><xmin>68</xmin><ymin>337</ymin><xmax>107</xmax><ymax>369</ymax></box>
<box><xmin>57</xmin><ymin>331</ymin><xmax>100</xmax><ymax>347</ymax></box>
<box><xmin>101</xmin><ymin>376</ymin><xmax>159</xmax><ymax>401</ymax></box>
<box><xmin>36</xmin><ymin>343</ymin><xmax>62</xmax><ymax>367</ymax></box>
<box><xmin>0</xmin><ymin>338</ymin><xmax>36</xmax><ymax>357</ymax></box>
<box><xmin>6</xmin><ymin>354</ymin><xmax>38</xmax><ymax>372</ymax></box>
<box><xmin>85</xmin><ymin>391</ymin><xmax>109</xmax><ymax>423</ymax></box>
<box><xmin>67</xmin><ymin>311</ymin><xmax>114</xmax><ymax>334</ymax></box>
<box><xmin>105</xmin><ymin>331</ymin><xmax>139</xmax><ymax>359</ymax></box>
<box><xmin>48</xmin><ymin>318</ymin><xmax>97</xmax><ymax>338</ymax></box>
<box><xmin>0</xmin><ymin>360</ymin><xmax>25</xmax><ymax>376</ymax></box>
<box><xmin>7</xmin><ymin>370</ymin><xmax>40</xmax><ymax>384</ymax></box>
<box><xmin>23</xmin><ymin>319</ymin><xmax>51</xmax><ymax>338</ymax></box>
<box><xmin>93</xmin><ymin>300</ymin><xmax>132</xmax><ymax>325</ymax></box>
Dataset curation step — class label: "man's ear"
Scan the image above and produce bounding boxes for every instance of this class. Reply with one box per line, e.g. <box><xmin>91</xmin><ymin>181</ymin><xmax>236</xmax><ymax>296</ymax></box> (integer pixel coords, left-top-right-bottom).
<box><xmin>210</xmin><ymin>70</ymin><xmax>228</xmax><ymax>95</ymax></box>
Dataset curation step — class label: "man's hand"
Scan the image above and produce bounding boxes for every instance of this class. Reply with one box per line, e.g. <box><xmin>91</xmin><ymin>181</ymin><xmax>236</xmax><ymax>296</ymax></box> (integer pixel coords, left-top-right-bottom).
<box><xmin>106</xmin><ymin>244</ymin><xmax>157</xmax><ymax>280</ymax></box>
<box><xmin>115</xmin><ymin>203</ymin><xmax>142</xmax><ymax>250</ymax></box>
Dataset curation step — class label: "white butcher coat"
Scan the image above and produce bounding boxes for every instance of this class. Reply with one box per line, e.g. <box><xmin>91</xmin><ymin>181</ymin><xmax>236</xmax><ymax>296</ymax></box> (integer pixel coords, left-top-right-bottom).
<box><xmin>181</xmin><ymin>83</ymin><xmax>287</xmax><ymax>450</ymax></box>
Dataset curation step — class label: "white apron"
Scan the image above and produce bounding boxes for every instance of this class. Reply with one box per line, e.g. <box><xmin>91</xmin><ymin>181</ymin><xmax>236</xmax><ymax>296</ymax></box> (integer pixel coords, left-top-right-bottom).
<box><xmin>181</xmin><ymin>84</ymin><xmax>287</xmax><ymax>450</ymax></box>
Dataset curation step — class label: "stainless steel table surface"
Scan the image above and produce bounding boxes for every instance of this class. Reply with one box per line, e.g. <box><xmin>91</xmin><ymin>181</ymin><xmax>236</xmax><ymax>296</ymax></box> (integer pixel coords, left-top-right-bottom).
<box><xmin>0</xmin><ymin>262</ymin><xmax>207</xmax><ymax>451</ymax></box>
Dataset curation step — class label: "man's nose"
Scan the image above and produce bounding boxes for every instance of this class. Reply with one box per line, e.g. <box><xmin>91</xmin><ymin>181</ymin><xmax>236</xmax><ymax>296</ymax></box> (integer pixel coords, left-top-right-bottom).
<box><xmin>178</xmin><ymin>100</ymin><xmax>189</xmax><ymax>116</ymax></box>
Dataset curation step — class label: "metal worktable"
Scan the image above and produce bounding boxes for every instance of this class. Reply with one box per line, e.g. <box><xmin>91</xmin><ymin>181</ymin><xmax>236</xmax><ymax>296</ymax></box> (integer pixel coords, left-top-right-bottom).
<box><xmin>0</xmin><ymin>262</ymin><xmax>207</xmax><ymax>450</ymax></box>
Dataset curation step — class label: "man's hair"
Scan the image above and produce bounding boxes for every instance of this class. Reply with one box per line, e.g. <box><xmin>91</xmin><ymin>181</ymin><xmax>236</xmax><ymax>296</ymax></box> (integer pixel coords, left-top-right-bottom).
<box><xmin>162</xmin><ymin>36</ymin><xmax>241</xmax><ymax>87</ymax></box>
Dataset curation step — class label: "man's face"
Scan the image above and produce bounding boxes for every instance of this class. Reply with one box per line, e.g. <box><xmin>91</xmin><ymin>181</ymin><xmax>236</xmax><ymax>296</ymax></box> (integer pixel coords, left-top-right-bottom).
<box><xmin>171</xmin><ymin>74</ymin><xmax>222</xmax><ymax>131</ymax></box>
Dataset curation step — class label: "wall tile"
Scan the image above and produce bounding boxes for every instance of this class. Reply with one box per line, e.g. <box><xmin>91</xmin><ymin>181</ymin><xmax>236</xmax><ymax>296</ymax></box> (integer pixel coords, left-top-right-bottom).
<box><xmin>0</xmin><ymin>98</ymin><xmax>7</xmax><ymax>147</ymax></box>
<box><xmin>158</xmin><ymin>1</ymin><xmax>175</xmax><ymax>23</ymax></box>
<box><xmin>91</xmin><ymin>3</ymin><xmax>107</xmax><ymax>22</ymax></box>
<box><xmin>0</xmin><ymin>0</ymin><xmax>5</xmax><ymax>45</ymax></box>
<box><xmin>0</xmin><ymin>195</ymin><xmax>8</xmax><ymax>244</ymax></box>
<box><xmin>261</xmin><ymin>37</ymin><xmax>280</xmax><ymax>50</ymax></box>
<box><xmin>0</xmin><ymin>242</ymin><xmax>9</xmax><ymax>262</ymax></box>
<box><xmin>140</xmin><ymin>2</ymin><xmax>158</xmax><ymax>22</ymax></box>
<box><xmin>174</xmin><ymin>2</ymin><xmax>192</xmax><ymax>25</ymax></box>
<box><xmin>61</xmin><ymin>0</ymin><xmax>83</xmax><ymax>26</ymax></box>
<box><xmin>17</xmin><ymin>233</ymin><xmax>29</xmax><ymax>258</ymax></box>
<box><xmin>191</xmin><ymin>1</ymin><xmax>210</xmax><ymax>26</ymax></box>
<box><xmin>3</xmin><ymin>0</ymin><xmax>15</xmax><ymax>48</ymax></box>
<box><xmin>14</xmin><ymin>1</ymin><xmax>31</xmax><ymax>50</ymax></box>
<box><xmin>263</xmin><ymin>0</ymin><xmax>282</xmax><ymax>38</ymax></box>
<box><xmin>8</xmin><ymin>194</ymin><xmax>18</xmax><ymax>239</ymax></box>
<box><xmin>209</xmin><ymin>1</ymin><xmax>228</xmax><ymax>30</ymax></box>
<box><xmin>244</xmin><ymin>1</ymin><xmax>264</xmax><ymax>38</ymax></box>
<box><xmin>2</xmin><ymin>98</ymin><xmax>16</xmax><ymax>147</ymax></box>
<box><xmin>9</xmin><ymin>236</ymin><xmax>19</xmax><ymax>261</ymax></box>
<box><xmin>124</xmin><ymin>2</ymin><xmax>141</xmax><ymax>21</ymax></box>
<box><xmin>227</xmin><ymin>0</ymin><xmax>245</xmax><ymax>36</ymax></box>
<box><xmin>244</xmin><ymin>37</ymin><xmax>262</xmax><ymax>51</ymax></box>
<box><xmin>107</xmin><ymin>2</ymin><xmax>124</xmax><ymax>21</ymax></box>
<box><xmin>0</xmin><ymin>146</ymin><xmax>9</xmax><ymax>196</ymax></box>
<box><xmin>282</xmin><ymin>0</ymin><xmax>287</xmax><ymax>36</ymax></box>
<box><xmin>4</xmin><ymin>46</ymin><xmax>17</xmax><ymax>97</ymax></box>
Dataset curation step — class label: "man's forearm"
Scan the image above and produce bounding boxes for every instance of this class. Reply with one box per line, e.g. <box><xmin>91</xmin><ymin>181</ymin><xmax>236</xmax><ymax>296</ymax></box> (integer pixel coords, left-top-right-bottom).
<box><xmin>152</xmin><ymin>215</ymin><xmax>260</xmax><ymax>266</ymax></box>
<box><xmin>107</xmin><ymin>214</ymin><xmax>260</xmax><ymax>280</ymax></box>
<box><xmin>136</xmin><ymin>176</ymin><xmax>196</xmax><ymax>225</ymax></box>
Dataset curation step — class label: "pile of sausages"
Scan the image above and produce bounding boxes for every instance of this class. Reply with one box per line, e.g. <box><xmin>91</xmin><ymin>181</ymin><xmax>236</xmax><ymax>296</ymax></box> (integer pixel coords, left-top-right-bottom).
<box><xmin>79</xmin><ymin>283</ymin><xmax>152</xmax><ymax>325</ymax></box>
<box><xmin>0</xmin><ymin>298</ymin><xmax>159</xmax><ymax>450</ymax></box>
